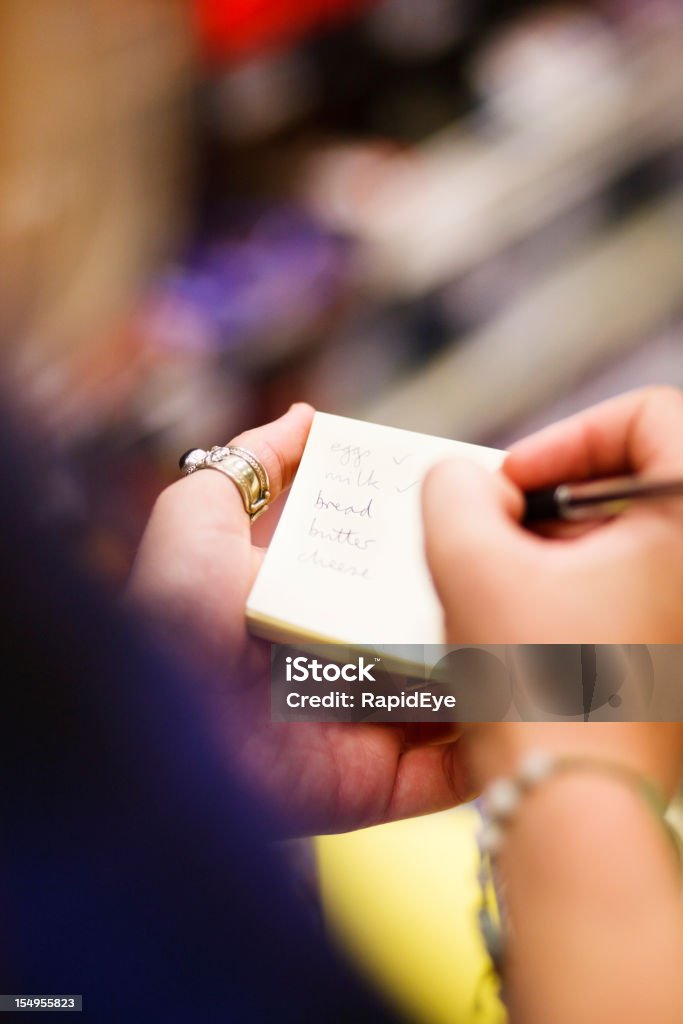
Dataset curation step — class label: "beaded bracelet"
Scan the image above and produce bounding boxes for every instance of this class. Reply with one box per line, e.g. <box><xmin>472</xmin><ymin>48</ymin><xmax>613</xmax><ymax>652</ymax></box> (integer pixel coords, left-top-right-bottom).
<box><xmin>475</xmin><ymin>749</ymin><xmax>681</xmax><ymax>988</ymax></box>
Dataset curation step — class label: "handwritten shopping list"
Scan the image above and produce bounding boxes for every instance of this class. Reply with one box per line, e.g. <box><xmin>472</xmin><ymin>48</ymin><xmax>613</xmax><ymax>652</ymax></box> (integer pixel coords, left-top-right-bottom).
<box><xmin>246</xmin><ymin>412</ymin><xmax>504</xmax><ymax>646</ymax></box>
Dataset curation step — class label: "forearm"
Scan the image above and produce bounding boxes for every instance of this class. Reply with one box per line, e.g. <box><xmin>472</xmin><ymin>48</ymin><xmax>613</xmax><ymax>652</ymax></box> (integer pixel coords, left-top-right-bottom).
<box><xmin>468</xmin><ymin>725</ymin><xmax>683</xmax><ymax>1024</ymax></box>
<box><xmin>498</xmin><ymin>776</ymin><xmax>683</xmax><ymax>1024</ymax></box>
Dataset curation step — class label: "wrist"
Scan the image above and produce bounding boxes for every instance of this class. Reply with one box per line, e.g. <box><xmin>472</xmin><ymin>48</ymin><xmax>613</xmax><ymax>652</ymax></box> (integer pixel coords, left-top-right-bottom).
<box><xmin>498</xmin><ymin>772</ymin><xmax>683</xmax><ymax>1024</ymax></box>
<box><xmin>465</xmin><ymin>722</ymin><xmax>683</xmax><ymax>797</ymax></box>
<box><xmin>474</xmin><ymin>742</ymin><xmax>683</xmax><ymax>1020</ymax></box>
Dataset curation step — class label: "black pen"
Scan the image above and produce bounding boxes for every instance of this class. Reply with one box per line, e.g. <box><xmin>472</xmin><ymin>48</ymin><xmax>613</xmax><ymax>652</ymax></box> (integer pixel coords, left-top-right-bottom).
<box><xmin>523</xmin><ymin>476</ymin><xmax>683</xmax><ymax>523</ymax></box>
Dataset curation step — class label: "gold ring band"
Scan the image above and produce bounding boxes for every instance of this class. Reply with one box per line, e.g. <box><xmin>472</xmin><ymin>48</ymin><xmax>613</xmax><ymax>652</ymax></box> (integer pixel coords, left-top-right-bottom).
<box><xmin>179</xmin><ymin>445</ymin><xmax>271</xmax><ymax>523</ymax></box>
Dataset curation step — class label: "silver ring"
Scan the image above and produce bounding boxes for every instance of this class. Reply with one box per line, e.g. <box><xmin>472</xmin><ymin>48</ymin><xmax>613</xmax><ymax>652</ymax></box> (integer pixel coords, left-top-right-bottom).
<box><xmin>179</xmin><ymin>445</ymin><xmax>271</xmax><ymax>523</ymax></box>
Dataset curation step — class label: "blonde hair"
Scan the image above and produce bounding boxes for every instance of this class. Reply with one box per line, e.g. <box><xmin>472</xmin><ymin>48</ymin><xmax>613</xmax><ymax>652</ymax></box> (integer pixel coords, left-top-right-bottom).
<box><xmin>0</xmin><ymin>0</ymin><xmax>192</xmax><ymax>369</ymax></box>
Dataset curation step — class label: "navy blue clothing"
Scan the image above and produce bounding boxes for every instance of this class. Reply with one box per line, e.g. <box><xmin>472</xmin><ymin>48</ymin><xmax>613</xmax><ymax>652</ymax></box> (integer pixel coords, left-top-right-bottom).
<box><xmin>0</xmin><ymin>434</ymin><xmax>398</xmax><ymax>1023</ymax></box>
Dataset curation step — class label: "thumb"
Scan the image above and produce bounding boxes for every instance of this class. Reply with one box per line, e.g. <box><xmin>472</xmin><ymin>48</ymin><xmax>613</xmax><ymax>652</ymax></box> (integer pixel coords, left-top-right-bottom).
<box><xmin>422</xmin><ymin>458</ymin><xmax>529</xmax><ymax>641</ymax></box>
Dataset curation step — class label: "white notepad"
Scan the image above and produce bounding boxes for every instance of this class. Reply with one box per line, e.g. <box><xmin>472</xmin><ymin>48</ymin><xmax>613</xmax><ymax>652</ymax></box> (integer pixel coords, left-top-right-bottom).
<box><xmin>246</xmin><ymin>412</ymin><xmax>504</xmax><ymax>651</ymax></box>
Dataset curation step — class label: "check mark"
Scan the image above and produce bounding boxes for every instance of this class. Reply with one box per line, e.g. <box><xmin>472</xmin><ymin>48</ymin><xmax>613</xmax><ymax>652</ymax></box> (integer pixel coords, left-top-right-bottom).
<box><xmin>392</xmin><ymin>453</ymin><xmax>413</xmax><ymax>465</ymax></box>
<box><xmin>395</xmin><ymin>479</ymin><xmax>419</xmax><ymax>494</ymax></box>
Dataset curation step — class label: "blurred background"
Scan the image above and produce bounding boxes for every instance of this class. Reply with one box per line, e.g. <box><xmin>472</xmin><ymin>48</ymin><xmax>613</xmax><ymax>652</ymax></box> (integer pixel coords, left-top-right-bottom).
<box><xmin>3</xmin><ymin>3</ymin><xmax>683</xmax><ymax>1022</ymax></box>
<box><xmin>3</xmin><ymin>0</ymin><xmax>683</xmax><ymax>583</ymax></box>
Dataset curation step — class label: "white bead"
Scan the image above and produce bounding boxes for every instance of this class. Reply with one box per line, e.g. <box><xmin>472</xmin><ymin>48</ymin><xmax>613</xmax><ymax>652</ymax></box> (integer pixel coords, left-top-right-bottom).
<box><xmin>519</xmin><ymin>749</ymin><xmax>555</xmax><ymax>787</ymax></box>
<box><xmin>477</xmin><ymin>821</ymin><xmax>504</xmax><ymax>858</ymax></box>
<box><xmin>485</xmin><ymin>778</ymin><xmax>520</xmax><ymax>821</ymax></box>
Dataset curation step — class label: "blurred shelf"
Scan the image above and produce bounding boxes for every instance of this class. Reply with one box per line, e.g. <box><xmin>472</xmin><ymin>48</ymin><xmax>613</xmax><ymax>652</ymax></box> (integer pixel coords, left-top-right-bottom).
<box><xmin>358</xmin><ymin>190</ymin><xmax>683</xmax><ymax>440</ymax></box>
<box><xmin>501</xmin><ymin>324</ymin><xmax>683</xmax><ymax>447</ymax></box>
<box><xmin>347</xmin><ymin>32</ymin><xmax>683</xmax><ymax>295</ymax></box>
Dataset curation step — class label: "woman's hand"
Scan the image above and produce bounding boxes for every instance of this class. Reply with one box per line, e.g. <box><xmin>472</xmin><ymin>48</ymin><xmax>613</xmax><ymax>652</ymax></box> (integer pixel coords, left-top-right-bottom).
<box><xmin>422</xmin><ymin>387</ymin><xmax>683</xmax><ymax>644</ymax></box>
<box><xmin>128</xmin><ymin>404</ymin><xmax>467</xmax><ymax>835</ymax></box>
<box><xmin>421</xmin><ymin>388</ymin><xmax>683</xmax><ymax>1024</ymax></box>
<box><xmin>422</xmin><ymin>385</ymin><xmax>683</xmax><ymax>785</ymax></box>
